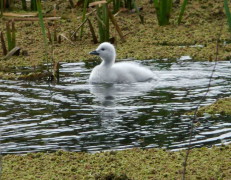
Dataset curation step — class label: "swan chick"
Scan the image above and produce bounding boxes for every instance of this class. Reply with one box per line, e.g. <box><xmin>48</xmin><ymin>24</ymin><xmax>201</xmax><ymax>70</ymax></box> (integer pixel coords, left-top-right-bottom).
<box><xmin>89</xmin><ymin>42</ymin><xmax>155</xmax><ymax>84</ymax></box>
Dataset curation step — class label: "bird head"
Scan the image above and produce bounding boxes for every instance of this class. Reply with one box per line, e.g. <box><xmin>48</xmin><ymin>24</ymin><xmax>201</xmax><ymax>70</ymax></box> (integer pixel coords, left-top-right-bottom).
<box><xmin>89</xmin><ymin>42</ymin><xmax>116</xmax><ymax>65</ymax></box>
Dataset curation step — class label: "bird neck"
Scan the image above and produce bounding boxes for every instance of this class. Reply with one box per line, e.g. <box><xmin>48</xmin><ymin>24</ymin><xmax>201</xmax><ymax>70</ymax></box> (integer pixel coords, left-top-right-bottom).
<box><xmin>101</xmin><ymin>57</ymin><xmax>115</xmax><ymax>67</ymax></box>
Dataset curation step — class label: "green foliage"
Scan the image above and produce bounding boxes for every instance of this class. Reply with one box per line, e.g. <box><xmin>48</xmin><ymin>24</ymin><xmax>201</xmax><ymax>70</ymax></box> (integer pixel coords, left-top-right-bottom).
<box><xmin>97</xmin><ymin>3</ymin><xmax>110</xmax><ymax>42</ymax></box>
<box><xmin>31</xmin><ymin>0</ymin><xmax>38</xmax><ymax>11</ymax></box>
<box><xmin>0</xmin><ymin>0</ymin><xmax>39</xmax><ymax>11</ymax></box>
<box><xmin>0</xmin><ymin>0</ymin><xmax>11</xmax><ymax>12</ymax></box>
<box><xmin>154</xmin><ymin>0</ymin><xmax>172</xmax><ymax>26</ymax></box>
<box><xmin>224</xmin><ymin>0</ymin><xmax>231</xmax><ymax>32</ymax></box>
<box><xmin>124</xmin><ymin>0</ymin><xmax>135</xmax><ymax>10</ymax></box>
<box><xmin>178</xmin><ymin>0</ymin><xmax>188</xmax><ymax>25</ymax></box>
<box><xmin>80</xmin><ymin>0</ymin><xmax>89</xmax><ymax>38</ymax></box>
<box><xmin>112</xmin><ymin>0</ymin><xmax>136</xmax><ymax>13</ymax></box>
<box><xmin>112</xmin><ymin>0</ymin><xmax>121</xmax><ymax>13</ymax></box>
<box><xmin>21</xmin><ymin>0</ymin><xmax>27</xmax><ymax>11</ymax></box>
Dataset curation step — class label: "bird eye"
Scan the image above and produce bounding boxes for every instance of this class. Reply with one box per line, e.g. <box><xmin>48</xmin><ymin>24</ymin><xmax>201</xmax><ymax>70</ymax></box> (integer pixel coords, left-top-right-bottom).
<box><xmin>101</xmin><ymin>48</ymin><xmax>105</xmax><ymax>51</ymax></box>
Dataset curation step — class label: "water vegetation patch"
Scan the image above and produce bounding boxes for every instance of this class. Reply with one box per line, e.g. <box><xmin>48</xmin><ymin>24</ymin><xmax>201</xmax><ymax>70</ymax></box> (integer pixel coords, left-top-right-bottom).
<box><xmin>195</xmin><ymin>97</ymin><xmax>231</xmax><ymax>116</ymax></box>
<box><xmin>2</xmin><ymin>145</ymin><xmax>231</xmax><ymax>179</ymax></box>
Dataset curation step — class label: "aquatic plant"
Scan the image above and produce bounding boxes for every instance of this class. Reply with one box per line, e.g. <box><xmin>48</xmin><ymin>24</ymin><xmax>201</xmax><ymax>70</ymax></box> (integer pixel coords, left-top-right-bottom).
<box><xmin>89</xmin><ymin>1</ymin><xmax>125</xmax><ymax>43</ymax></box>
<box><xmin>112</xmin><ymin>0</ymin><xmax>122</xmax><ymax>13</ymax></box>
<box><xmin>124</xmin><ymin>0</ymin><xmax>135</xmax><ymax>10</ymax></box>
<box><xmin>153</xmin><ymin>0</ymin><xmax>188</xmax><ymax>26</ymax></box>
<box><xmin>36</xmin><ymin>0</ymin><xmax>60</xmax><ymax>82</ymax></box>
<box><xmin>21</xmin><ymin>0</ymin><xmax>27</xmax><ymax>11</ymax></box>
<box><xmin>80</xmin><ymin>0</ymin><xmax>93</xmax><ymax>38</ymax></box>
<box><xmin>112</xmin><ymin>0</ymin><xmax>136</xmax><ymax>13</ymax></box>
<box><xmin>177</xmin><ymin>0</ymin><xmax>188</xmax><ymax>25</ymax></box>
<box><xmin>96</xmin><ymin>2</ymin><xmax>110</xmax><ymax>42</ymax></box>
<box><xmin>31</xmin><ymin>0</ymin><xmax>38</xmax><ymax>11</ymax></box>
<box><xmin>153</xmin><ymin>0</ymin><xmax>172</xmax><ymax>26</ymax></box>
<box><xmin>224</xmin><ymin>0</ymin><xmax>231</xmax><ymax>31</ymax></box>
<box><xmin>0</xmin><ymin>0</ymin><xmax>11</xmax><ymax>10</ymax></box>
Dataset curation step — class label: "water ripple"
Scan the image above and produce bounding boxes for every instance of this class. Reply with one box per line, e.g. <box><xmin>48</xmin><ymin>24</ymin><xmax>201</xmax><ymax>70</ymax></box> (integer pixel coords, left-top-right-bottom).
<box><xmin>0</xmin><ymin>61</ymin><xmax>231</xmax><ymax>154</ymax></box>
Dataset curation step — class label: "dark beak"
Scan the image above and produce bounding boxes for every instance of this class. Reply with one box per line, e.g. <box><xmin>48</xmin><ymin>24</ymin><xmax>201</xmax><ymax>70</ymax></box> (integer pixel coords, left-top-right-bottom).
<box><xmin>89</xmin><ymin>50</ymin><xmax>99</xmax><ymax>55</ymax></box>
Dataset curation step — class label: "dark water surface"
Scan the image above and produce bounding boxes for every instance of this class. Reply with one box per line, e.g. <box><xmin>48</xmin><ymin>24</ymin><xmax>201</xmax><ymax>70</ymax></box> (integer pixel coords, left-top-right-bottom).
<box><xmin>0</xmin><ymin>60</ymin><xmax>231</xmax><ymax>154</ymax></box>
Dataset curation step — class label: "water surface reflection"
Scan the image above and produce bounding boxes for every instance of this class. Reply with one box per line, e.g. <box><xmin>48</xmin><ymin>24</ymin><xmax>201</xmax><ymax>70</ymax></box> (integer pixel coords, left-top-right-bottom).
<box><xmin>0</xmin><ymin>60</ymin><xmax>231</xmax><ymax>154</ymax></box>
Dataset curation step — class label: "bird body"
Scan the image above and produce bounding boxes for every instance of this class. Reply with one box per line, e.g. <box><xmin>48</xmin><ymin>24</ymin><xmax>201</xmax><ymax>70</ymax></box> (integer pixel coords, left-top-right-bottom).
<box><xmin>89</xmin><ymin>42</ymin><xmax>155</xmax><ymax>84</ymax></box>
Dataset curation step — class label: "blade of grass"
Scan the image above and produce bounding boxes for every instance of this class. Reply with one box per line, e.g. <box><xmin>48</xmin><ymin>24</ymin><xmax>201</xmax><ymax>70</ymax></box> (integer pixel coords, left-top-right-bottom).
<box><xmin>103</xmin><ymin>4</ymin><xmax>109</xmax><ymax>41</ymax></box>
<box><xmin>224</xmin><ymin>0</ymin><xmax>231</xmax><ymax>31</ymax></box>
<box><xmin>80</xmin><ymin>0</ymin><xmax>88</xmax><ymax>38</ymax></box>
<box><xmin>36</xmin><ymin>0</ymin><xmax>49</xmax><ymax>72</ymax></box>
<box><xmin>177</xmin><ymin>0</ymin><xmax>187</xmax><ymax>25</ymax></box>
<box><xmin>97</xmin><ymin>5</ymin><xmax>104</xmax><ymax>42</ymax></box>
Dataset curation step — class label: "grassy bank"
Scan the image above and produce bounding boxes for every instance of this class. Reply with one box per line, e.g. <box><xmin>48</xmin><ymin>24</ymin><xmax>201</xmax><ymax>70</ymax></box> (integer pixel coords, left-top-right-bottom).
<box><xmin>1</xmin><ymin>145</ymin><xmax>231</xmax><ymax>179</ymax></box>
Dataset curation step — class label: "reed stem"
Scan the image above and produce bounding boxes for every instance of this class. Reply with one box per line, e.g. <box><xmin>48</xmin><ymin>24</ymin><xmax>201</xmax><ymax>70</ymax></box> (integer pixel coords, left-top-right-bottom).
<box><xmin>177</xmin><ymin>0</ymin><xmax>187</xmax><ymax>25</ymax></box>
<box><xmin>21</xmin><ymin>0</ymin><xmax>27</xmax><ymax>11</ymax></box>
<box><xmin>36</xmin><ymin>0</ymin><xmax>49</xmax><ymax>71</ymax></box>
<box><xmin>224</xmin><ymin>0</ymin><xmax>231</xmax><ymax>31</ymax></box>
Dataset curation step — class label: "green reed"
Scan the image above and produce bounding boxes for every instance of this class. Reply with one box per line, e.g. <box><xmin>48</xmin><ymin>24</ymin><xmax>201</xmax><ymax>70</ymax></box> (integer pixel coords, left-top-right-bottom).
<box><xmin>21</xmin><ymin>0</ymin><xmax>27</xmax><ymax>11</ymax></box>
<box><xmin>0</xmin><ymin>0</ymin><xmax>11</xmax><ymax>12</ymax></box>
<box><xmin>112</xmin><ymin>0</ymin><xmax>136</xmax><ymax>13</ymax></box>
<box><xmin>31</xmin><ymin>0</ymin><xmax>38</xmax><ymax>11</ymax></box>
<box><xmin>154</xmin><ymin>0</ymin><xmax>172</xmax><ymax>26</ymax></box>
<box><xmin>177</xmin><ymin>0</ymin><xmax>188</xmax><ymax>25</ymax></box>
<box><xmin>224</xmin><ymin>0</ymin><xmax>231</xmax><ymax>32</ymax></box>
<box><xmin>124</xmin><ymin>0</ymin><xmax>135</xmax><ymax>10</ymax></box>
<box><xmin>80</xmin><ymin>0</ymin><xmax>89</xmax><ymax>38</ymax></box>
<box><xmin>112</xmin><ymin>0</ymin><xmax>121</xmax><ymax>13</ymax></box>
<box><xmin>97</xmin><ymin>3</ymin><xmax>110</xmax><ymax>42</ymax></box>
<box><xmin>36</xmin><ymin>0</ymin><xmax>49</xmax><ymax>71</ymax></box>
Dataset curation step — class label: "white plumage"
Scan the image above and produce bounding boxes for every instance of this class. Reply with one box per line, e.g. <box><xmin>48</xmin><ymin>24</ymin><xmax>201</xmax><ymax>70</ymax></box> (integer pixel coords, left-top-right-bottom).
<box><xmin>89</xmin><ymin>42</ymin><xmax>155</xmax><ymax>84</ymax></box>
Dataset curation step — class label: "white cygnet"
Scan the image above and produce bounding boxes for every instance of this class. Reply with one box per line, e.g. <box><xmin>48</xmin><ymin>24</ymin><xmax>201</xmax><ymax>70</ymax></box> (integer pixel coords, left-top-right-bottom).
<box><xmin>89</xmin><ymin>42</ymin><xmax>155</xmax><ymax>84</ymax></box>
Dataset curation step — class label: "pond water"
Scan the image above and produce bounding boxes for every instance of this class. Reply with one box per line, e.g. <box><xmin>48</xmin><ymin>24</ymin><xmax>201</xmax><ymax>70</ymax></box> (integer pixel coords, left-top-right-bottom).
<box><xmin>0</xmin><ymin>60</ymin><xmax>231</xmax><ymax>154</ymax></box>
